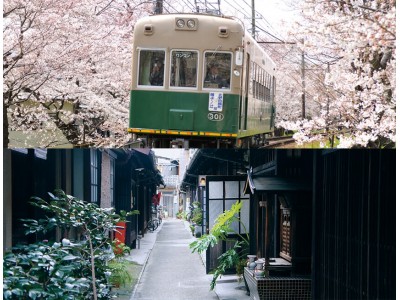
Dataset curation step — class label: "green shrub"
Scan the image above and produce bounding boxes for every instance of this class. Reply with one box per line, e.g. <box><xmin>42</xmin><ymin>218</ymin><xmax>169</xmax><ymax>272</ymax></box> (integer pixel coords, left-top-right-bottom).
<box><xmin>189</xmin><ymin>200</ymin><xmax>249</xmax><ymax>290</ymax></box>
<box><xmin>112</xmin><ymin>240</ymin><xmax>131</xmax><ymax>258</ymax></box>
<box><xmin>3</xmin><ymin>190</ymin><xmax>137</xmax><ymax>300</ymax></box>
<box><xmin>176</xmin><ymin>211</ymin><xmax>183</xmax><ymax>219</ymax></box>
<box><xmin>108</xmin><ymin>259</ymin><xmax>132</xmax><ymax>288</ymax></box>
<box><xmin>191</xmin><ymin>206</ymin><xmax>203</xmax><ymax>226</ymax></box>
<box><xmin>189</xmin><ymin>225</ymin><xmax>195</xmax><ymax>235</ymax></box>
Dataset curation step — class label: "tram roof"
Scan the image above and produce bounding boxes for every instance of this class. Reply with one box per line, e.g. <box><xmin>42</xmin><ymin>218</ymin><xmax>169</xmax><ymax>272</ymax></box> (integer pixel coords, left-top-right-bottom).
<box><xmin>138</xmin><ymin>13</ymin><xmax>238</xmax><ymax>21</ymax></box>
<box><xmin>134</xmin><ymin>13</ymin><xmax>243</xmax><ymax>32</ymax></box>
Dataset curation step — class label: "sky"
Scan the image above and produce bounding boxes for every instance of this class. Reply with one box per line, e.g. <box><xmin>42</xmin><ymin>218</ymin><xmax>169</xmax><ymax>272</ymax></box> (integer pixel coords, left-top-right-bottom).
<box><xmin>220</xmin><ymin>0</ymin><xmax>299</xmax><ymax>40</ymax></box>
<box><xmin>153</xmin><ymin>148</ymin><xmax>183</xmax><ymax>160</ymax></box>
<box><xmin>255</xmin><ymin>0</ymin><xmax>298</xmax><ymax>26</ymax></box>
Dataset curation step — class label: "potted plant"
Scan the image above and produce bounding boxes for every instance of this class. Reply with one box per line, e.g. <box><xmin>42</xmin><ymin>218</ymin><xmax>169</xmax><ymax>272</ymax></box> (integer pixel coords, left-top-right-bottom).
<box><xmin>114</xmin><ymin>209</ymin><xmax>139</xmax><ymax>245</ymax></box>
<box><xmin>190</xmin><ymin>200</ymin><xmax>250</xmax><ymax>291</ymax></box>
<box><xmin>189</xmin><ymin>224</ymin><xmax>195</xmax><ymax>236</ymax></box>
<box><xmin>112</xmin><ymin>240</ymin><xmax>131</xmax><ymax>257</ymax></box>
<box><xmin>191</xmin><ymin>202</ymin><xmax>203</xmax><ymax>237</ymax></box>
<box><xmin>108</xmin><ymin>259</ymin><xmax>132</xmax><ymax>288</ymax></box>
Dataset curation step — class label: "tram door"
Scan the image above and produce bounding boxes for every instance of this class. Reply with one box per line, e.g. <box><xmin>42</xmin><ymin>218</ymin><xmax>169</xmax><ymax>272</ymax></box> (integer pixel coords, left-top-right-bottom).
<box><xmin>205</xmin><ymin>176</ymin><xmax>250</xmax><ymax>274</ymax></box>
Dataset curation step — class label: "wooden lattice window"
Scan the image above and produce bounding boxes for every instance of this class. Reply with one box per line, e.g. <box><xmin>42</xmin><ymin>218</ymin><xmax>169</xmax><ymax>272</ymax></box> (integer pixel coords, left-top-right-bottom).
<box><xmin>280</xmin><ymin>208</ymin><xmax>291</xmax><ymax>261</ymax></box>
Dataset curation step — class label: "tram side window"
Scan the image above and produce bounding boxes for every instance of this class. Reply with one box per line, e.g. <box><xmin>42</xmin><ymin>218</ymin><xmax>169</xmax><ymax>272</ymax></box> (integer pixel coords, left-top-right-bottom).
<box><xmin>204</xmin><ymin>52</ymin><xmax>231</xmax><ymax>89</ymax></box>
<box><xmin>138</xmin><ymin>50</ymin><xmax>165</xmax><ymax>86</ymax></box>
<box><xmin>252</xmin><ymin>63</ymin><xmax>272</xmax><ymax>102</ymax></box>
<box><xmin>170</xmin><ymin>50</ymin><xmax>198</xmax><ymax>88</ymax></box>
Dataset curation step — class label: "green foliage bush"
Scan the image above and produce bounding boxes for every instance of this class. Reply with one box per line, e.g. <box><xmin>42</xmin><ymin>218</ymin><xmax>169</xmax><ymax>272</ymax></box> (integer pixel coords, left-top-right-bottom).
<box><xmin>189</xmin><ymin>225</ymin><xmax>195</xmax><ymax>235</ymax></box>
<box><xmin>191</xmin><ymin>202</ymin><xmax>203</xmax><ymax>226</ymax></box>
<box><xmin>3</xmin><ymin>190</ymin><xmax>138</xmax><ymax>300</ymax></box>
<box><xmin>189</xmin><ymin>200</ymin><xmax>249</xmax><ymax>290</ymax></box>
<box><xmin>108</xmin><ymin>259</ymin><xmax>133</xmax><ymax>288</ymax></box>
<box><xmin>112</xmin><ymin>240</ymin><xmax>131</xmax><ymax>258</ymax></box>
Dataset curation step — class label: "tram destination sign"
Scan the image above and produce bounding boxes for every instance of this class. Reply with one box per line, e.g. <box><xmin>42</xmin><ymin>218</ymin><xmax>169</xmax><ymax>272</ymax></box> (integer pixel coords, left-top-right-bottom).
<box><xmin>208</xmin><ymin>92</ymin><xmax>223</xmax><ymax>112</ymax></box>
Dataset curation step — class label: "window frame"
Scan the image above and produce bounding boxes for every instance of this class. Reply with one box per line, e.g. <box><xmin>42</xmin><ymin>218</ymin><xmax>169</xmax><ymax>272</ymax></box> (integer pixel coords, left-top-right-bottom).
<box><xmin>169</xmin><ymin>49</ymin><xmax>199</xmax><ymax>90</ymax></box>
<box><xmin>90</xmin><ymin>149</ymin><xmax>99</xmax><ymax>204</ymax></box>
<box><xmin>110</xmin><ymin>157</ymin><xmax>115</xmax><ymax>207</ymax></box>
<box><xmin>137</xmin><ymin>47</ymin><xmax>167</xmax><ymax>89</ymax></box>
<box><xmin>202</xmin><ymin>51</ymin><xmax>233</xmax><ymax>91</ymax></box>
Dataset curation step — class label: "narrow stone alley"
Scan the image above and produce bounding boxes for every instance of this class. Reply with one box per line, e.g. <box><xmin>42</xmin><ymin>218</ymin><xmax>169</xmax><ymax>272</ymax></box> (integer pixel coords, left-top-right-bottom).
<box><xmin>132</xmin><ymin>219</ymin><xmax>219</xmax><ymax>300</ymax></box>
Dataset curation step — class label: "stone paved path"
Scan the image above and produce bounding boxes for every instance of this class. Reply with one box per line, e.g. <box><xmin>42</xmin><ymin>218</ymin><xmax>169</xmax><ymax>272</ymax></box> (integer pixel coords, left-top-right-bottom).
<box><xmin>132</xmin><ymin>219</ymin><xmax>219</xmax><ymax>300</ymax></box>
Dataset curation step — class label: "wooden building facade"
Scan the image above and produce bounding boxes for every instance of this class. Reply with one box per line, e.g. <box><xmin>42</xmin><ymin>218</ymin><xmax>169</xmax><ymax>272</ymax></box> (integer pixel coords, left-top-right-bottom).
<box><xmin>312</xmin><ymin>150</ymin><xmax>395</xmax><ymax>299</ymax></box>
<box><xmin>3</xmin><ymin>148</ymin><xmax>164</xmax><ymax>251</ymax></box>
<box><xmin>181</xmin><ymin>149</ymin><xmax>395</xmax><ymax>299</ymax></box>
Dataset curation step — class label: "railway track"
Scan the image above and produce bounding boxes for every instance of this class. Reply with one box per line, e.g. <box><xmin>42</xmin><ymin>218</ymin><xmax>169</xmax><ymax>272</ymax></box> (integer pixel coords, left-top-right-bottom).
<box><xmin>260</xmin><ymin>136</ymin><xmax>295</xmax><ymax>148</ymax></box>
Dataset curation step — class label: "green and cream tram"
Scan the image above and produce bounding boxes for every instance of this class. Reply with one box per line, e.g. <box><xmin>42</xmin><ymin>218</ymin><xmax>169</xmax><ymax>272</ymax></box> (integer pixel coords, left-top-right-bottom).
<box><xmin>128</xmin><ymin>14</ymin><xmax>276</xmax><ymax>148</ymax></box>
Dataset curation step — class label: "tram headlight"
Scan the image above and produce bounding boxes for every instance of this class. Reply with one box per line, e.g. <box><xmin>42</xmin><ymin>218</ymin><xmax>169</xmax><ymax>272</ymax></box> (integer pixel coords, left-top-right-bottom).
<box><xmin>176</xmin><ymin>19</ymin><xmax>185</xmax><ymax>28</ymax></box>
<box><xmin>187</xmin><ymin>19</ymin><xmax>196</xmax><ymax>28</ymax></box>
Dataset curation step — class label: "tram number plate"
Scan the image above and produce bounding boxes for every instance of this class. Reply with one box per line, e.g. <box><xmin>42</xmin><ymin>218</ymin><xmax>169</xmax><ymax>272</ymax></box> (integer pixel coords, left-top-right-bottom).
<box><xmin>208</xmin><ymin>92</ymin><xmax>223</xmax><ymax>112</ymax></box>
<box><xmin>208</xmin><ymin>112</ymin><xmax>224</xmax><ymax>121</ymax></box>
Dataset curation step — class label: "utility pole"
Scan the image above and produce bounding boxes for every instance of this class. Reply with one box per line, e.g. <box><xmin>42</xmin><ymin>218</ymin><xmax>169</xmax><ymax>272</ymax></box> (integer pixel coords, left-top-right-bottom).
<box><xmin>326</xmin><ymin>63</ymin><xmax>330</xmax><ymax>116</ymax></box>
<box><xmin>326</xmin><ymin>62</ymin><xmax>334</xmax><ymax>147</ymax></box>
<box><xmin>155</xmin><ymin>0</ymin><xmax>163</xmax><ymax>14</ymax></box>
<box><xmin>251</xmin><ymin>0</ymin><xmax>256</xmax><ymax>38</ymax></box>
<box><xmin>194</xmin><ymin>0</ymin><xmax>221</xmax><ymax>15</ymax></box>
<box><xmin>301</xmin><ymin>39</ymin><xmax>306</xmax><ymax>119</ymax></box>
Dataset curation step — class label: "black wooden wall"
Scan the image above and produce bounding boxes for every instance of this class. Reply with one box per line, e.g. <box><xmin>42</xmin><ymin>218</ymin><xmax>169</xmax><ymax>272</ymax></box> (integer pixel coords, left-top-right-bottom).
<box><xmin>312</xmin><ymin>150</ymin><xmax>396</xmax><ymax>299</ymax></box>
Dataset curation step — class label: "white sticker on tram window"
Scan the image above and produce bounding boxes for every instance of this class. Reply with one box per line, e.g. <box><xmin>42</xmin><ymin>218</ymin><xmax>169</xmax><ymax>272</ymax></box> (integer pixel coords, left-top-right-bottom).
<box><xmin>208</xmin><ymin>92</ymin><xmax>223</xmax><ymax>112</ymax></box>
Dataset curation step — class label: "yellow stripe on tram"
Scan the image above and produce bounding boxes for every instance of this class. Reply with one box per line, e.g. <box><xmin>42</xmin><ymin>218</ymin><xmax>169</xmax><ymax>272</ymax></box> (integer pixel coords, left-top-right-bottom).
<box><xmin>128</xmin><ymin>128</ymin><xmax>236</xmax><ymax>138</ymax></box>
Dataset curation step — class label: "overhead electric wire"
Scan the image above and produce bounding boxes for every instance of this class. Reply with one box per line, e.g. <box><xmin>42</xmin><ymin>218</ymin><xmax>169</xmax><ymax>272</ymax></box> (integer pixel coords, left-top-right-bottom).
<box><xmin>223</xmin><ymin>0</ymin><xmax>250</xmax><ymax>20</ymax></box>
<box><xmin>151</xmin><ymin>1</ymin><xmax>332</xmax><ymax>119</ymax></box>
<box><xmin>182</xmin><ymin>0</ymin><xmax>197</xmax><ymax>12</ymax></box>
<box><xmin>221</xmin><ymin>0</ymin><xmax>287</xmax><ymax>44</ymax></box>
<box><xmin>235</xmin><ymin>0</ymin><xmax>281</xmax><ymax>40</ymax></box>
<box><xmin>238</xmin><ymin>0</ymin><xmax>284</xmax><ymax>39</ymax></box>
<box><xmin>218</xmin><ymin>1</ymin><xmax>337</xmax><ymax>116</ymax></box>
<box><xmin>192</xmin><ymin>0</ymin><xmax>327</xmax><ymax>95</ymax></box>
<box><xmin>255</xmin><ymin>25</ymin><xmax>285</xmax><ymax>43</ymax></box>
<box><xmin>194</xmin><ymin>0</ymin><xmax>221</xmax><ymax>14</ymax></box>
<box><xmin>176</xmin><ymin>0</ymin><xmax>287</xmax><ymax>44</ymax></box>
<box><xmin>256</xmin><ymin>18</ymin><xmax>285</xmax><ymax>41</ymax></box>
<box><xmin>163</xmin><ymin>1</ymin><xmax>180</xmax><ymax>13</ymax></box>
<box><xmin>231</xmin><ymin>0</ymin><xmax>250</xmax><ymax>14</ymax></box>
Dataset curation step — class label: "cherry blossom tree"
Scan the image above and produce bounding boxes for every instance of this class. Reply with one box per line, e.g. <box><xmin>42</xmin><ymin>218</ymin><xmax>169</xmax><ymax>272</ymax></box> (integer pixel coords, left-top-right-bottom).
<box><xmin>277</xmin><ymin>0</ymin><xmax>396</xmax><ymax>148</ymax></box>
<box><xmin>5</xmin><ymin>1</ymin><xmax>395</xmax><ymax>148</ymax></box>
<box><xmin>3</xmin><ymin>0</ymin><xmax>152</xmax><ymax>147</ymax></box>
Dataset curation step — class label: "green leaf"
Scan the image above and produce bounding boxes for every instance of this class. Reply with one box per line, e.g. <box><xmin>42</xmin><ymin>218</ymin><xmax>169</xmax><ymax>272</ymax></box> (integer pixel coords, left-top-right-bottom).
<box><xmin>3</xmin><ymin>290</ymin><xmax>12</xmax><ymax>299</ymax></box>
<box><xmin>62</xmin><ymin>255</ymin><xmax>78</xmax><ymax>261</ymax></box>
<box><xmin>11</xmin><ymin>289</ymin><xmax>24</xmax><ymax>296</ymax></box>
<box><xmin>4</xmin><ymin>190</ymin><xmax>121</xmax><ymax>299</ymax></box>
<box><xmin>55</xmin><ymin>270</ymin><xmax>64</xmax><ymax>278</ymax></box>
<box><xmin>189</xmin><ymin>234</ymin><xmax>218</xmax><ymax>253</ymax></box>
<box><xmin>189</xmin><ymin>200</ymin><xmax>249</xmax><ymax>291</ymax></box>
<box><xmin>4</xmin><ymin>255</ymin><xmax>17</xmax><ymax>264</ymax></box>
<box><xmin>28</xmin><ymin>289</ymin><xmax>44</xmax><ymax>299</ymax></box>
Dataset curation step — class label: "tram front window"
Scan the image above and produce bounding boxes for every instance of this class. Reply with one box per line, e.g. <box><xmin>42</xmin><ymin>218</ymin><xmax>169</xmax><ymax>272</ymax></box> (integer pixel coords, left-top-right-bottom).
<box><xmin>204</xmin><ymin>52</ymin><xmax>231</xmax><ymax>89</ymax></box>
<box><xmin>170</xmin><ymin>50</ymin><xmax>198</xmax><ymax>88</ymax></box>
<box><xmin>138</xmin><ymin>50</ymin><xmax>165</xmax><ymax>86</ymax></box>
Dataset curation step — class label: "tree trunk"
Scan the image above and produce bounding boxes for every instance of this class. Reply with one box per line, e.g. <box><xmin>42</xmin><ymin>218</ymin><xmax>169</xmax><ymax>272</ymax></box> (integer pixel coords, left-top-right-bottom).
<box><xmin>87</xmin><ymin>233</ymin><xmax>98</xmax><ymax>300</ymax></box>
